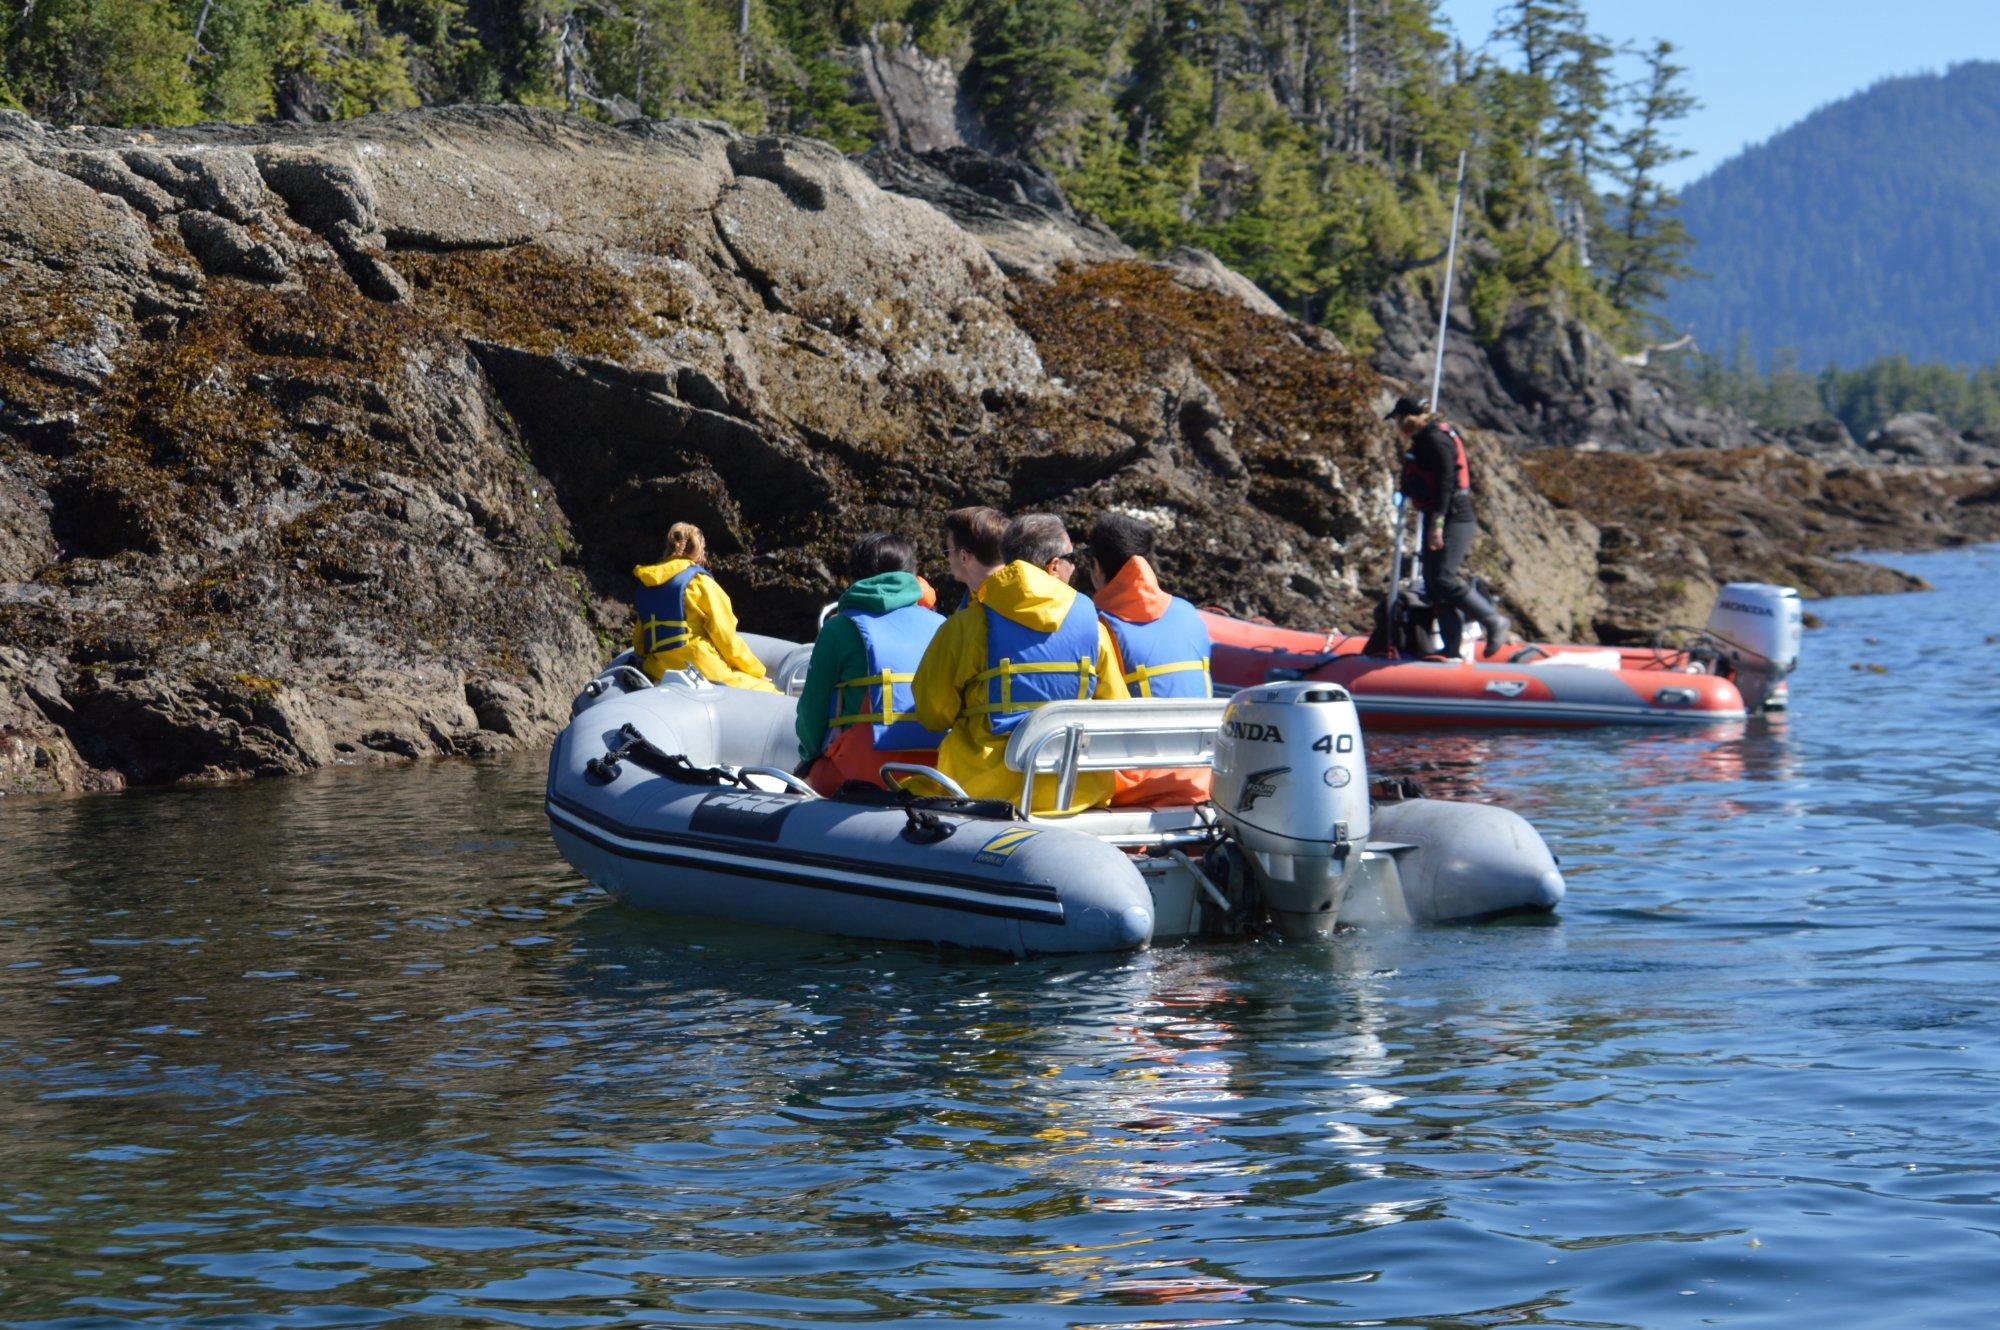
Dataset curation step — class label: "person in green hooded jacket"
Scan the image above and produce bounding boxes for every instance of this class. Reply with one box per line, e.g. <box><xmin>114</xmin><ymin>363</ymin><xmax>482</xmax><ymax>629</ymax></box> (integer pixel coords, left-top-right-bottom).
<box><xmin>797</xmin><ymin>532</ymin><xmax>950</xmax><ymax>795</ymax></box>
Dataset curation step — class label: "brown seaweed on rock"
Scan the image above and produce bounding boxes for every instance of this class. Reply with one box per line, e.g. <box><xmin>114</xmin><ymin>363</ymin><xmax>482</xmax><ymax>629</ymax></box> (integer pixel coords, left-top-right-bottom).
<box><xmin>2</xmin><ymin>107</ymin><xmax>1992</xmax><ymax>793</ymax></box>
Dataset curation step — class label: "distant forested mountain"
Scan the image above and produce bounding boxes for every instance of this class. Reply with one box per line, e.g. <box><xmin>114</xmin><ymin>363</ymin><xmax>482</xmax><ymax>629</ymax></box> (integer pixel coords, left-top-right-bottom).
<box><xmin>1662</xmin><ymin>61</ymin><xmax>2000</xmax><ymax>371</ymax></box>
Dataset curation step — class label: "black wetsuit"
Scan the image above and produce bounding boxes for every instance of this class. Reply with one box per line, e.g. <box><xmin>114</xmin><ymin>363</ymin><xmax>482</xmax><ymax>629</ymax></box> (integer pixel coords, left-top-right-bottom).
<box><xmin>1401</xmin><ymin>420</ymin><xmax>1484</xmax><ymax>656</ymax></box>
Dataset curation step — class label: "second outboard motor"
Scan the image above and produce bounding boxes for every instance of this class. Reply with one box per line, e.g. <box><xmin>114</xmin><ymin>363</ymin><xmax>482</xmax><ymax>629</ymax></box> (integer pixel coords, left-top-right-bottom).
<box><xmin>1704</xmin><ymin>583</ymin><xmax>1803</xmax><ymax>712</ymax></box>
<box><xmin>1210</xmin><ymin>682</ymin><xmax>1370</xmax><ymax>938</ymax></box>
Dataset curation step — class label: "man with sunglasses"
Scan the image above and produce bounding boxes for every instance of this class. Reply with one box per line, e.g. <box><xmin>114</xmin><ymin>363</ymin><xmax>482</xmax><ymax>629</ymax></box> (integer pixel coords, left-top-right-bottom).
<box><xmin>911</xmin><ymin>513</ymin><xmax>1128</xmax><ymax>814</ymax></box>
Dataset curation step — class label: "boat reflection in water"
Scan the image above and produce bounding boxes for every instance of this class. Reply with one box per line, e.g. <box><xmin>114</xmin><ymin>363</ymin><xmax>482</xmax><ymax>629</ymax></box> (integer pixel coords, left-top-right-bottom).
<box><xmin>1368</xmin><ymin>715</ymin><xmax>1799</xmax><ymax>823</ymax></box>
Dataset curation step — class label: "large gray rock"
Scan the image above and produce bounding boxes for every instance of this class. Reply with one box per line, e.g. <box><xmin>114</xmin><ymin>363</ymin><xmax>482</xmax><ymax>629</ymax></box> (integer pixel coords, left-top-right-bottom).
<box><xmin>1786</xmin><ymin>417</ymin><xmax>1867</xmax><ymax>463</ymax></box>
<box><xmin>14</xmin><ymin>103</ymin><xmax>1980</xmax><ymax>794</ymax></box>
<box><xmin>858</xmin><ymin>143</ymin><xmax>1133</xmax><ymax>277</ymax></box>
<box><xmin>851</xmin><ymin>37</ymin><xmax>981</xmax><ymax>154</ymax></box>
<box><xmin>1370</xmin><ymin>281</ymin><xmax>1774</xmax><ymax>453</ymax></box>
<box><xmin>9</xmin><ymin>105</ymin><xmax>1522</xmax><ymax>792</ymax></box>
<box><xmin>1865</xmin><ymin>411</ymin><xmax>1962</xmax><ymax>463</ymax></box>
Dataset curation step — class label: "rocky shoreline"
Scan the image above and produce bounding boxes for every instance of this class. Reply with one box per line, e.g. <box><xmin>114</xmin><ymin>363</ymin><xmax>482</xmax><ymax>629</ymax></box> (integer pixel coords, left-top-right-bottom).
<box><xmin>2</xmin><ymin>106</ymin><xmax>1995</xmax><ymax>794</ymax></box>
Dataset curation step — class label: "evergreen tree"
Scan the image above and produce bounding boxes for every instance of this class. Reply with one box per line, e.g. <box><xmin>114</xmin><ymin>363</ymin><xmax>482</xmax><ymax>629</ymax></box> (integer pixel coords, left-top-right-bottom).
<box><xmin>0</xmin><ymin>0</ymin><xmax>1706</xmax><ymax>351</ymax></box>
<box><xmin>1549</xmin><ymin>16</ymin><xmax>1610</xmax><ymax>267</ymax></box>
<box><xmin>1600</xmin><ymin>40</ymin><xmax>1696</xmax><ymax>323</ymax></box>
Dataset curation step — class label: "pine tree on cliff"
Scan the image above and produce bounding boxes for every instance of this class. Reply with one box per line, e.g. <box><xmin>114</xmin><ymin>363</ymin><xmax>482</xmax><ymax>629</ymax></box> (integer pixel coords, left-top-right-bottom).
<box><xmin>0</xmin><ymin>0</ymin><xmax>1699</xmax><ymax>351</ymax></box>
<box><xmin>1549</xmin><ymin>17</ymin><xmax>1612</xmax><ymax>269</ymax></box>
<box><xmin>1601</xmin><ymin>40</ymin><xmax>1696</xmax><ymax>323</ymax></box>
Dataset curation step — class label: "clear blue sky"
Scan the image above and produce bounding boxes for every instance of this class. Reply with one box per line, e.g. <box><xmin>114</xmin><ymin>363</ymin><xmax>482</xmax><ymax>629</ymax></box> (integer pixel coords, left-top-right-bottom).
<box><xmin>1433</xmin><ymin>0</ymin><xmax>2000</xmax><ymax>186</ymax></box>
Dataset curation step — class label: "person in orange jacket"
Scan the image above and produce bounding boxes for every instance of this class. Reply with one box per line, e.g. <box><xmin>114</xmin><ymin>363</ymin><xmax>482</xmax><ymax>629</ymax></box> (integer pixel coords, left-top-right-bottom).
<box><xmin>1086</xmin><ymin>513</ymin><xmax>1215</xmax><ymax>808</ymax></box>
<box><xmin>911</xmin><ymin>514</ymin><xmax>1129</xmax><ymax>814</ymax></box>
<box><xmin>630</xmin><ymin>523</ymin><xmax>777</xmax><ymax>691</ymax></box>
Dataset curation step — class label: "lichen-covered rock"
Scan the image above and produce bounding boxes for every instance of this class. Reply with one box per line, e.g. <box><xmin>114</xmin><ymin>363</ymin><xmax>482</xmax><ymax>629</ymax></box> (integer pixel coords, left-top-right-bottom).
<box><xmin>1523</xmin><ymin>445</ymin><xmax>2000</xmax><ymax>640</ymax></box>
<box><xmin>857</xmin><ymin>144</ymin><xmax>1134</xmax><ymax>277</ymax></box>
<box><xmin>1</xmin><ymin>105</ymin><xmax>1986</xmax><ymax>794</ymax></box>
<box><xmin>177</xmin><ymin>209</ymin><xmax>292</xmax><ymax>282</ymax></box>
<box><xmin>1371</xmin><ymin>281</ymin><xmax>1777</xmax><ymax>453</ymax></box>
<box><xmin>1866</xmin><ymin>412</ymin><xmax>1962</xmax><ymax>464</ymax></box>
<box><xmin>124</xmin><ymin>148</ymin><xmax>272</xmax><ymax>222</ymax></box>
<box><xmin>253</xmin><ymin>148</ymin><xmax>380</xmax><ymax>234</ymax></box>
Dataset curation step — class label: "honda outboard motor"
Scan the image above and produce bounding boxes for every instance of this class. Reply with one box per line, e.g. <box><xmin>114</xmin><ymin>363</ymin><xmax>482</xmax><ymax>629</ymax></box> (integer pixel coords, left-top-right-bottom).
<box><xmin>1704</xmin><ymin>583</ymin><xmax>1803</xmax><ymax>712</ymax></box>
<box><xmin>1210</xmin><ymin>682</ymin><xmax>1370</xmax><ymax>938</ymax></box>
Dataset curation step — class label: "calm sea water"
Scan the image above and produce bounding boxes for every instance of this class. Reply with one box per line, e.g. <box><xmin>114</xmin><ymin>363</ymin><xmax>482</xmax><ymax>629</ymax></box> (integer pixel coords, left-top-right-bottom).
<box><xmin>3</xmin><ymin>545</ymin><xmax>1998</xmax><ymax>1329</ymax></box>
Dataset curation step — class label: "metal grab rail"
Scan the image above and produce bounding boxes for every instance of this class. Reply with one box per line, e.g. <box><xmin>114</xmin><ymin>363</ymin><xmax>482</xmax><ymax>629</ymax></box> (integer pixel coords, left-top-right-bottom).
<box><xmin>733</xmin><ymin>765</ymin><xmax>819</xmax><ymax>797</ymax></box>
<box><xmin>1016</xmin><ymin>726</ymin><xmax>1085</xmax><ymax>816</ymax></box>
<box><xmin>1008</xmin><ymin>712</ymin><xmax>1223</xmax><ymax>817</ymax></box>
<box><xmin>879</xmin><ymin>762</ymin><xmax>974</xmax><ymax>801</ymax></box>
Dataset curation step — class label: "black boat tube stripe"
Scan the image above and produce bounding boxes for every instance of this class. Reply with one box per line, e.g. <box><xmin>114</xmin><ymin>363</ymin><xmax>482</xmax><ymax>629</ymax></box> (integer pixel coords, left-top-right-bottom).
<box><xmin>548</xmin><ymin>806</ymin><xmax>1065</xmax><ymax>924</ymax></box>
<box><xmin>548</xmin><ymin>791</ymin><xmax>1061</xmax><ymax>903</ymax></box>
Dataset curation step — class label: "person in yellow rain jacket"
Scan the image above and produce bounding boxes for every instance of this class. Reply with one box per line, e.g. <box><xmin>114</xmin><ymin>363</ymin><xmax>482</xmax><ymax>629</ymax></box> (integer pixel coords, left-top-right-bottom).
<box><xmin>911</xmin><ymin>513</ymin><xmax>1129</xmax><ymax>814</ymax></box>
<box><xmin>630</xmin><ymin>522</ymin><xmax>777</xmax><ymax>691</ymax></box>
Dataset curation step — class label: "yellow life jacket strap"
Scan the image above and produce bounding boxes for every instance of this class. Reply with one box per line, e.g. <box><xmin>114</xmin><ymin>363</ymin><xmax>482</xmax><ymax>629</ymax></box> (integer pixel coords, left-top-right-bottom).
<box><xmin>962</xmin><ymin>657</ymin><xmax>1097</xmax><ymax>718</ymax></box>
<box><xmin>639</xmin><ymin>617</ymin><xmax>692</xmax><ymax>652</ymax></box>
<box><xmin>1122</xmin><ymin>657</ymin><xmax>1211</xmax><ymax>698</ymax></box>
<box><xmin>829</xmin><ymin>669</ymin><xmax>922</xmax><ymax>728</ymax></box>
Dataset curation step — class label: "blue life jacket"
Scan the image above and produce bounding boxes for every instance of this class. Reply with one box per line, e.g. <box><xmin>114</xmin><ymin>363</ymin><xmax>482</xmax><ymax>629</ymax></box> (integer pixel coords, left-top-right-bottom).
<box><xmin>635</xmin><ymin>564</ymin><xmax>704</xmax><ymax>658</ymax></box>
<box><xmin>1100</xmin><ymin>596</ymin><xmax>1213</xmax><ymax>699</ymax></box>
<box><xmin>829</xmin><ymin>602</ymin><xmax>949</xmax><ymax>751</ymax></box>
<box><xmin>969</xmin><ymin>594</ymin><xmax>1101</xmax><ymax>736</ymax></box>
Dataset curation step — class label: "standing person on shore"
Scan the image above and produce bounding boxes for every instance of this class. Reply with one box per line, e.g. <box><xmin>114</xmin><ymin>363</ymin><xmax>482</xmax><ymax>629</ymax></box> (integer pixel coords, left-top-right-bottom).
<box><xmin>630</xmin><ymin>522</ymin><xmax>777</xmax><ymax>691</ymax></box>
<box><xmin>1386</xmin><ymin>396</ymin><xmax>1515</xmax><ymax>659</ymax></box>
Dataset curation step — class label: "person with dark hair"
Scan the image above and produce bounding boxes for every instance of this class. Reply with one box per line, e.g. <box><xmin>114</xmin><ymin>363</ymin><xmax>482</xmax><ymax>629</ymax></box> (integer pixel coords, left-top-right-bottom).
<box><xmin>1086</xmin><ymin>512</ymin><xmax>1214</xmax><ymax>807</ymax></box>
<box><xmin>912</xmin><ymin>513</ymin><xmax>1128</xmax><ymax>813</ymax></box>
<box><xmin>795</xmin><ymin>531</ymin><xmax>947</xmax><ymax>794</ymax></box>
<box><xmin>942</xmin><ymin>505</ymin><xmax>1006</xmax><ymax>608</ymax></box>
<box><xmin>1385</xmin><ymin>396</ymin><xmax>1514</xmax><ymax>658</ymax></box>
<box><xmin>631</xmin><ymin>522</ymin><xmax>776</xmax><ymax>691</ymax></box>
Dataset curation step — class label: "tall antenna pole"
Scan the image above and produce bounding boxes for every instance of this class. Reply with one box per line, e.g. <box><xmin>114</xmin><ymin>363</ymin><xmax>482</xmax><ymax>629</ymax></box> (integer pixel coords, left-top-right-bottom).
<box><xmin>1383</xmin><ymin>145</ymin><xmax>1471</xmax><ymax>656</ymax></box>
<box><xmin>1428</xmin><ymin>147</ymin><xmax>1470</xmax><ymax>408</ymax></box>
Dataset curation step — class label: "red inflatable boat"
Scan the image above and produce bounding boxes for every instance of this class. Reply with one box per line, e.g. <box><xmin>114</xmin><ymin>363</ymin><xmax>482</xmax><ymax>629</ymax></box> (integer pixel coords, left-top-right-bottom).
<box><xmin>1205</xmin><ymin>582</ymin><xmax>1802</xmax><ymax>729</ymax></box>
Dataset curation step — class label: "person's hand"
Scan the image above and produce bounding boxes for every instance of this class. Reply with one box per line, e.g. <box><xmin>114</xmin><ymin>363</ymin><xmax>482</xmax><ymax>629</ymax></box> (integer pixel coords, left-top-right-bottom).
<box><xmin>1425</xmin><ymin>528</ymin><xmax>1443</xmax><ymax>552</ymax></box>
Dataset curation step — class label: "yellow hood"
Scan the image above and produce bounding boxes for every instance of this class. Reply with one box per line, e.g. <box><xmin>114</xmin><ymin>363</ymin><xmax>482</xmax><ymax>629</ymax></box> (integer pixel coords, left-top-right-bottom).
<box><xmin>977</xmin><ymin>560</ymin><xmax>1080</xmax><ymax>632</ymax></box>
<box><xmin>634</xmin><ymin>558</ymin><xmax>697</xmax><ymax>587</ymax></box>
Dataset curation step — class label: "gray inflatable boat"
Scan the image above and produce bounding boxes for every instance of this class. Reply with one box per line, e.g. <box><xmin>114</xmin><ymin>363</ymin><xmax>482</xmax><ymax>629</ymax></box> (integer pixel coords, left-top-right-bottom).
<box><xmin>547</xmin><ymin>657</ymin><xmax>1564</xmax><ymax>955</ymax></box>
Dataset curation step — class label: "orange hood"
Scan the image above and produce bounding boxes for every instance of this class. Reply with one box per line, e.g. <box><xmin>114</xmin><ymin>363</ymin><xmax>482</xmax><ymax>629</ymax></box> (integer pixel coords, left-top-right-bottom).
<box><xmin>1093</xmin><ymin>556</ymin><xmax>1173</xmax><ymax>623</ymax></box>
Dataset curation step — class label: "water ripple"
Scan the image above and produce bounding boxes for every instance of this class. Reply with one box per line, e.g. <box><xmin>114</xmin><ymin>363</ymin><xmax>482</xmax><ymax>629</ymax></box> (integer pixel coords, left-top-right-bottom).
<box><xmin>2</xmin><ymin>546</ymin><xmax>1999</xmax><ymax>1327</ymax></box>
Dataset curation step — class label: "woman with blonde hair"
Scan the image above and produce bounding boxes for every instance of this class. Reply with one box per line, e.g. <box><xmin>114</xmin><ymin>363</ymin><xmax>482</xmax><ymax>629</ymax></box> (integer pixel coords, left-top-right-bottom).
<box><xmin>631</xmin><ymin>523</ymin><xmax>776</xmax><ymax>691</ymax></box>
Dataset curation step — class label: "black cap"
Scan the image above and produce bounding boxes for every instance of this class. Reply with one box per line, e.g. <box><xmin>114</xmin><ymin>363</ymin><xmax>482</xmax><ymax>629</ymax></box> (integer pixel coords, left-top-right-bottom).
<box><xmin>1385</xmin><ymin>395</ymin><xmax>1426</xmax><ymax>421</ymax></box>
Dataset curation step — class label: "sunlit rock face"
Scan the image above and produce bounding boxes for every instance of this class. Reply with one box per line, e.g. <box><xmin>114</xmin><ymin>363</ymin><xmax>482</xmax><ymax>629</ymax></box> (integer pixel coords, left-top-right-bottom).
<box><xmin>23</xmin><ymin>105</ymin><xmax>1983</xmax><ymax>791</ymax></box>
<box><xmin>0</xmin><ymin>107</ymin><xmax>1431</xmax><ymax>789</ymax></box>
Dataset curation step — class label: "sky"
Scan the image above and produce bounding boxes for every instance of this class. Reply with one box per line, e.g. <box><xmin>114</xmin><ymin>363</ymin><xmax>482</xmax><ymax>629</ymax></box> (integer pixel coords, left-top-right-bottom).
<box><xmin>1432</xmin><ymin>0</ymin><xmax>2000</xmax><ymax>187</ymax></box>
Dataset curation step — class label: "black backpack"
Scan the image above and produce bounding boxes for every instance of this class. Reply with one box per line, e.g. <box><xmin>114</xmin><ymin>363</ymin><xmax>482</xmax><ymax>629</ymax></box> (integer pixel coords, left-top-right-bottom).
<box><xmin>1361</xmin><ymin>587</ymin><xmax>1436</xmax><ymax>658</ymax></box>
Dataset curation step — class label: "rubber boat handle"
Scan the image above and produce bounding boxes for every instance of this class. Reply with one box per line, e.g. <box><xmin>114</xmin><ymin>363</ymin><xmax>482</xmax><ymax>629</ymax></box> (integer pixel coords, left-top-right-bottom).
<box><xmin>733</xmin><ymin>765</ymin><xmax>819</xmax><ymax>797</ymax></box>
<box><xmin>582</xmin><ymin>665</ymin><xmax>655</xmax><ymax>698</ymax></box>
<box><xmin>879</xmin><ymin>763</ymin><xmax>973</xmax><ymax>801</ymax></box>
